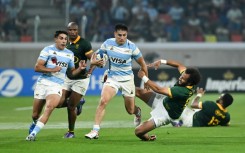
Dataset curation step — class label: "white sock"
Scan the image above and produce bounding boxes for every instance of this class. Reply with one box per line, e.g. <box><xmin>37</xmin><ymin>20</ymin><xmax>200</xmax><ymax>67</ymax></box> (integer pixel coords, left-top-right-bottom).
<box><xmin>93</xmin><ymin>125</ymin><xmax>100</xmax><ymax>132</ymax></box>
<box><xmin>31</xmin><ymin>121</ymin><xmax>45</xmax><ymax>135</ymax></box>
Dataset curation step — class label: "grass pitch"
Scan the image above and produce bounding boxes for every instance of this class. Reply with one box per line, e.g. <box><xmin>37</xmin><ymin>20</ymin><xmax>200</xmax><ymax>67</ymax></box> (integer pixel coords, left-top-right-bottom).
<box><xmin>0</xmin><ymin>93</ymin><xmax>244</xmax><ymax>153</ymax></box>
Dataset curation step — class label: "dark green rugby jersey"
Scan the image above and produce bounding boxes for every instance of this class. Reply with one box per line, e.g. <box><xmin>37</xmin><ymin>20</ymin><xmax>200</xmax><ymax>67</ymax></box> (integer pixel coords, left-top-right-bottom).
<box><xmin>192</xmin><ymin>101</ymin><xmax>230</xmax><ymax>127</ymax></box>
<box><xmin>66</xmin><ymin>36</ymin><xmax>93</xmax><ymax>80</ymax></box>
<box><xmin>163</xmin><ymin>84</ymin><xmax>196</xmax><ymax>119</ymax></box>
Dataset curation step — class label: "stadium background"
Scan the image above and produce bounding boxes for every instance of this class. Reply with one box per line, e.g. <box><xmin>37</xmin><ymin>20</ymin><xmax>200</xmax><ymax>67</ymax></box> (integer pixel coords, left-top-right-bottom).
<box><xmin>1</xmin><ymin>0</ymin><xmax>245</xmax><ymax>97</ymax></box>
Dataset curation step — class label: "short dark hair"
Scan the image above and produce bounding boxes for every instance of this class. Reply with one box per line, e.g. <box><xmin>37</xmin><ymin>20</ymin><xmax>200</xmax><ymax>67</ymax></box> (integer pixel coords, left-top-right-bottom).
<box><xmin>54</xmin><ymin>30</ymin><xmax>68</xmax><ymax>38</ymax></box>
<box><xmin>185</xmin><ymin>67</ymin><xmax>201</xmax><ymax>85</ymax></box>
<box><xmin>67</xmin><ymin>22</ymin><xmax>78</xmax><ymax>28</ymax></box>
<box><xmin>115</xmin><ymin>23</ymin><xmax>128</xmax><ymax>32</ymax></box>
<box><xmin>222</xmin><ymin>93</ymin><xmax>233</xmax><ymax>108</ymax></box>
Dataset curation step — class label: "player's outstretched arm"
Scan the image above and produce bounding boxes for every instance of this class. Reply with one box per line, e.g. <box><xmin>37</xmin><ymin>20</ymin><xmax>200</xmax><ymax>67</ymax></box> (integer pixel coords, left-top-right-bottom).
<box><xmin>148</xmin><ymin>59</ymin><xmax>186</xmax><ymax>72</ymax></box>
<box><xmin>138</xmin><ymin>69</ymin><xmax>170</xmax><ymax>96</ymax></box>
<box><xmin>191</xmin><ymin>88</ymin><xmax>205</xmax><ymax>109</ymax></box>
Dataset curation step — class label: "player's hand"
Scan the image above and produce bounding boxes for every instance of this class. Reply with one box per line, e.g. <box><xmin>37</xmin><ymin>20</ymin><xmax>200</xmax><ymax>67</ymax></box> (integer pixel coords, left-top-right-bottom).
<box><xmin>79</xmin><ymin>60</ymin><xmax>87</xmax><ymax>70</ymax></box>
<box><xmin>90</xmin><ymin>52</ymin><xmax>105</xmax><ymax>67</ymax></box>
<box><xmin>52</xmin><ymin>66</ymin><xmax>62</xmax><ymax>72</ymax></box>
<box><xmin>137</xmin><ymin>69</ymin><xmax>145</xmax><ymax>78</ymax></box>
<box><xmin>196</xmin><ymin>87</ymin><xmax>205</xmax><ymax>95</ymax></box>
<box><xmin>95</xmin><ymin>59</ymin><xmax>104</xmax><ymax>67</ymax></box>
<box><xmin>148</xmin><ymin>60</ymin><xmax>161</xmax><ymax>70</ymax></box>
<box><xmin>91</xmin><ymin>59</ymin><xmax>104</xmax><ymax>67</ymax></box>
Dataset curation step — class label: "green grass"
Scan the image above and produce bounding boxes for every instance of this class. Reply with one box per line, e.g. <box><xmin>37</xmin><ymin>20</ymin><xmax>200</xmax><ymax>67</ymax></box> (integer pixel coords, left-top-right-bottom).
<box><xmin>0</xmin><ymin>93</ymin><xmax>244</xmax><ymax>153</ymax></box>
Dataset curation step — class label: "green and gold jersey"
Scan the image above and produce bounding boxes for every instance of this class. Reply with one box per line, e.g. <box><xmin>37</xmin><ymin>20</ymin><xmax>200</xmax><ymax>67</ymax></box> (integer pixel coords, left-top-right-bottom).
<box><xmin>163</xmin><ymin>84</ymin><xmax>196</xmax><ymax>119</ymax></box>
<box><xmin>66</xmin><ymin>36</ymin><xmax>93</xmax><ymax>80</ymax></box>
<box><xmin>192</xmin><ymin>101</ymin><xmax>230</xmax><ymax>127</ymax></box>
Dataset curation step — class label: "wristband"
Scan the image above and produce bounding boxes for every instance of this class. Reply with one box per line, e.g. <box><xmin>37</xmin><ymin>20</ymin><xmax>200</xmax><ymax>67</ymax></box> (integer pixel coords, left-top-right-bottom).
<box><xmin>196</xmin><ymin>93</ymin><xmax>202</xmax><ymax>98</ymax></box>
<box><xmin>142</xmin><ymin>76</ymin><xmax>149</xmax><ymax>83</ymax></box>
<box><xmin>160</xmin><ymin>59</ymin><xmax>167</xmax><ymax>64</ymax></box>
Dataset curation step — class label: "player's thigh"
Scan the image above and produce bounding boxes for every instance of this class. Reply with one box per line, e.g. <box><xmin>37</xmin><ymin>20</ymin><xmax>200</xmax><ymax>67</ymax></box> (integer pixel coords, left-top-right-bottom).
<box><xmin>33</xmin><ymin>83</ymin><xmax>47</xmax><ymax>114</ymax></box>
<box><xmin>100</xmin><ymin>85</ymin><xmax>117</xmax><ymax>103</ymax></box>
<box><xmin>135</xmin><ymin>87</ymin><xmax>154</xmax><ymax>104</ymax></box>
<box><xmin>46</xmin><ymin>94</ymin><xmax>61</xmax><ymax>109</ymax></box>
<box><xmin>68</xmin><ymin>91</ymin><xmax>82</xmax><ymax>107</ymax></box>
<box><xmin>59</xmin><ymin>89</ymin><xmax>71</xmax><ymax>106</ymax></box>
<box><xmin>45</xmin><ymin>85</ymin><xmax>63</xmax><ymax>108</ymax></box>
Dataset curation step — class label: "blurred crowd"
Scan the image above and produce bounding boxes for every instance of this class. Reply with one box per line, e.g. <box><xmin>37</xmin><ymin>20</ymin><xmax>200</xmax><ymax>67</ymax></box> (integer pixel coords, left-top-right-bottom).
<box><xmin>1</xmin><ymin>0</ymin><xmax>245</xmax><ymax>42</ymax></box>
<box><xmin>70</xmin><ymin>0</ymin><xmax>245</xmax><ymax>42</ymax></box>
<box><xmin>0</xmin><ymin>0</ymin><xmax>28</xmax><ymax>42</ymax></box>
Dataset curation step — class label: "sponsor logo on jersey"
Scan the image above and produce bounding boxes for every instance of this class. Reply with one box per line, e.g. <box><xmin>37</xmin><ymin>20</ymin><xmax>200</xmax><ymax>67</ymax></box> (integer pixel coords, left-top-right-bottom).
<box><xmin>57</xmin><ymin>61</ymin><xmax>68</xmax><ymax>67</ymax></box>
<box><xmin>110</xmin><ymin>57</ymin><xmax>126</xmax><ymax>64</ymax></box>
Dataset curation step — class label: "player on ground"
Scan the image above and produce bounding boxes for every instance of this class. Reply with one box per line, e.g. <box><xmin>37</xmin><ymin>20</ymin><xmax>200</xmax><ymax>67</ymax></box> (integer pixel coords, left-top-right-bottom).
<box><xmin>26</xmin><ymin>30</ymin><xmax>87</xmax><ymax>141</ymax></box>
<box><xmin>85</xmin><ymin>23</ymin><xmax>148</xmax><ymax>139</ymax></box>
<box><xmin>135</xmin><ymin>59</ymin><xmax>201</xmax><ymax>141</ymax></box>
<box><xmin>171</xmin><ymin>88</ymin><xmax>233</xmax><ymax>127</ymax></box>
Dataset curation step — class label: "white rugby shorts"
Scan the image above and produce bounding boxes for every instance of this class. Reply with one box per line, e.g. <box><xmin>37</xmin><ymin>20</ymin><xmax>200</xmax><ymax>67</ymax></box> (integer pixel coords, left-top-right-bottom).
<box><xmin>179</xmin><ymin>107</ymin><xmax>199</xmax><ymax>127</ymax></box>
<box><xmin>103</xmin><ymin>77</ymin><xmax>135</xmax><ymax>97</ymax></box>
<box><xmin>34</xmin><ymin>83</ymin><xmax>62</xmax><ymax>99</ymax></box>
<box><xmin>147</xmin><ymin>92</ymin><xmax>171</xmax><ymax>127</ymax></box>
<box><xmin>62</xmin><ymin>77</ymin><xmax>90</xmax><ymax>95</ymax></box>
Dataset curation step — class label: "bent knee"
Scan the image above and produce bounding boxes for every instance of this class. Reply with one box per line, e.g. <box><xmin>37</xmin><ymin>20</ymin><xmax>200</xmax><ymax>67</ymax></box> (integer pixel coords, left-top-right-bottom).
<box><xmin>98</xmin><ymin>97</ymin><xmax>109</xmax><ymax>107</ymax></box>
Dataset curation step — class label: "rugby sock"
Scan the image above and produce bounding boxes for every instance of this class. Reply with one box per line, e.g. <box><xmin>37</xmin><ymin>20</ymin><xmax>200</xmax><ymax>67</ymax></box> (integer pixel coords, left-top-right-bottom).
<box><xmin>31</xmin><ymin>121</ymin><xmax>45</xmax><ymax>135</ymax></box>
<box><xmin>92</xmin><ymin>125</ymin><xmax>100</xmax><ymax>132</ymax></box>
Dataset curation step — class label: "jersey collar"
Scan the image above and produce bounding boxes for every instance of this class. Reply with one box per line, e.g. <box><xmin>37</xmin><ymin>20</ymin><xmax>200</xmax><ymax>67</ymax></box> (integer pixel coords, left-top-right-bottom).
<box><xmin>217</xmin><ymin>103</ymin><xmax>227</xmax><ymax>112</ymax></box>
<box><xmin>70</xmin><ymin>35</ymin><xmax>81</xmax><ymax>44</ymax></box>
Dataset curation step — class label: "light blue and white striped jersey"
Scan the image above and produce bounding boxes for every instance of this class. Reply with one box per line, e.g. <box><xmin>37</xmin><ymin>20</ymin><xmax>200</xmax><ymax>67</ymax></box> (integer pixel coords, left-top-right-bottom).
<box><xmin>36</xmin><ymin>44</ymin><xmax>75</xmax><ymax>85</ymax></box>
<box><xmin>99</xmin><ymin>38</ymin><xmax>142</xmax><ymax>81</ymax></box>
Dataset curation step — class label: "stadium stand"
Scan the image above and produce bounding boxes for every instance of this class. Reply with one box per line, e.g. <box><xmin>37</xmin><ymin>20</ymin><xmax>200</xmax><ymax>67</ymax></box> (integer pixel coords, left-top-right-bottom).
<box><xmin>1</xmin><ymin>0</ymin><xmax>245</xmax><ymax>42</ymax></box>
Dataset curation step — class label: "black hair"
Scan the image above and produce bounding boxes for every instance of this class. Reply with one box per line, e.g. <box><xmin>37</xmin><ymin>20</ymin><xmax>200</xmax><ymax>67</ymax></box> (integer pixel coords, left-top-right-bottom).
<box><xmin>222</xmin><ymin>93</ymin><xmax>233</xmax><ymax>108</ymax></box>
<box><xmin>185</xmin><ymin>67</ymin><xmax>201</xmax><ymax>85</ymax></box>
<box><xmin>115</xmin><ymin>23</ymin><xmax>128</xmax><ymax>32</ymax></box>
<box><xmin>54</xmin><ymin>30</ymin><xmax>68</xmax><ymax>38</ymax></box>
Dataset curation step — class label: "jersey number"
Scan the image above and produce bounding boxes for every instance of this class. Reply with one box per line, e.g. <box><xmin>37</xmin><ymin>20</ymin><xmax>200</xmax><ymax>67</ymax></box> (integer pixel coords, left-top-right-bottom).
<box><xmin>208</xmin><ymin>116</ymin><xmax>220</xmax><ymax>126</ymax></box>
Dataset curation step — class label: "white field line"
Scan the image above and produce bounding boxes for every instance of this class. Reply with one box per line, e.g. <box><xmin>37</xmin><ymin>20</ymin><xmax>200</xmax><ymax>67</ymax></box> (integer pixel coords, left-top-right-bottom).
<box><xmin>0</xmin><ymin>121</ymin><xmax>136</xmax><ymax>129</ymax></box>
<box><xmin>15</xmin><ymin>106</ymin><xmax>96</xmax><ymax>111</ymax></box>
<box><xmin>15</xmin><ymin>106</ymin><xmax>33</xmax><ymax>111</ymax></box>
<box><xmin>0</xmin><ymin>121</ymin><xmax>243</xmax><ymax>130</ymax></box>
